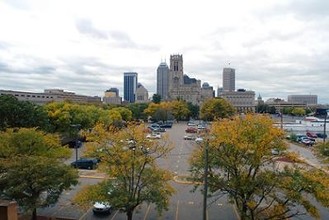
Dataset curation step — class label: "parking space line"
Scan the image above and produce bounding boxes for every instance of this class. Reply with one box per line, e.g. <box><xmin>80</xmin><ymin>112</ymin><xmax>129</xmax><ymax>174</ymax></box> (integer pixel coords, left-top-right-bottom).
<box><xmin>175</xmin><ymin>200</ymin><xmax>180</xmax><ymax>220</ymax></box>
<box><xmin>110</xmin><ymin>210</ymin><xmax>120</xmax><ymax>220</ymax></box>
<box><xmin>143</xmin><ymin>204</ymin><xmax>151</xmax><ymax>220</ymax></box>
<box><xmin>78</xmin><ymin>207</ymin><xmax>92</xmax><ymax>220</ymax></box>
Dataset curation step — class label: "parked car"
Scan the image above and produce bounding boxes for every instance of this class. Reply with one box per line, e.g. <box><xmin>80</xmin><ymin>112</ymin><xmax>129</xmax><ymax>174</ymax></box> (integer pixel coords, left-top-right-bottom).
<box><xmin>306</xmin><ymin>131</ymin><xmax>318</xmax><ymax>138</ymax></box>
<box><xmin>301</xmin><ymin>138</ymin><xmax>315</xmax><ymax>146</ymax></box>
<box><xmin>70</xmin><ymin>158</ymin><xmax>98</xmax><ymax>169</ymax></box>
<box><xmin>296</xmin><ymin>134</ymin><xmax>308</xmax><ymax>142</ymax></box>
<box><xmin>184</xmin><ymin>134</ymin><xmax>196</xmax><ymax>140</ymax></box>
<box><xmin>185</xmin><ymin>127</ymin><xmax>198</xmax><ymax>133</ymax></box>
<box><xmin>160</xmin><ymin>121</ymin><xmax>173</xmax><ymax>128</ymax></box>
<box><xmin>67</xmin><ymin>140</ymin><xmax>82</xmax><ymax>148</ymax></box>
<box><xmin>93</xmin><ymin>202</ymin><xmax>112</xmax><ymax>215</ymax></box>
<box><xmin>316</xmin><ymin>133</ymin><xmax>328</xmax><ymax>139</ymax></box>
<box><xmin>146</xmin><ymin>132</ymin><xmax>161</xmax><ymax>139</ymax></box>
<box><xmin>195</xmin><ymin>137</ymin><xmax>204</xmax><ymax>143</ymax></box>
<box><xmin>187</xmin><ymin>121</ymin><xmax>197</xmax><ymax>126</ymax></box>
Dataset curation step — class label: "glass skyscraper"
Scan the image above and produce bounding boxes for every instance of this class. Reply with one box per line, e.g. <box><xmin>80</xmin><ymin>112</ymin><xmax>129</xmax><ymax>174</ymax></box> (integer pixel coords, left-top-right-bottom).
<box><xmin>222</xmin><ymin>68</ymin><xmax>235</xmax><ymax>92</ymax></box>
<box><xmin>156</xmin><ymin>62</ymin><xmax>169</xmax><ymax>100</ymax></box>
<box><xmin>123</xmin><ymin>72</ymin><xmax>138</xmax><ymax>103</ymax></box>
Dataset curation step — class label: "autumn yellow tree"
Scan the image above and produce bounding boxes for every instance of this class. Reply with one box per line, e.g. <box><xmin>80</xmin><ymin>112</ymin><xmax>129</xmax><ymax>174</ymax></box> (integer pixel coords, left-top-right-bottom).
<box><xmin>75</xmin><ymin>124</ymin><xmax>174</xmax><ymax>220</ymax></box>
<box><xmin>190</xmin><ymin>114</ymin><xmax>329</xmax><ymax>220</ymax></box>
<box><xmin>200</xmin><ymin>97</ymin><xmax>235</xmax><ymax>121</ymax></box>
<box><xmin>169</xmin><ymin>100</ymin><xmax>190</xmax><ymax>121</ymax></box>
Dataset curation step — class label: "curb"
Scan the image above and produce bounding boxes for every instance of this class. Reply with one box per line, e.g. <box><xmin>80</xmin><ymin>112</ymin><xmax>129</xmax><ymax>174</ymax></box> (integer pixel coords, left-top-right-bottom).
<box><xmin>173</xmin><ymin>175</ymin><xmax>202</xmax><ymax>185</ymax></box>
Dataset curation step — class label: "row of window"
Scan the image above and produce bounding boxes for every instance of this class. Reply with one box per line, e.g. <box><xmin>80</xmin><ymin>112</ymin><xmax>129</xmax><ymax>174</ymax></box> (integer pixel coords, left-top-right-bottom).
<box><xmin>0</xmin><ymin>93</ymin><xmax>54</xmax><ymax>99</ymax></box>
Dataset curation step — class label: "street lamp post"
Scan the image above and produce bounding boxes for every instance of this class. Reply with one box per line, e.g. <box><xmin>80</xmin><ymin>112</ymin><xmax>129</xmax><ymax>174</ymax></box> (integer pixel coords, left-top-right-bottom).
<box><xmin>324</xmin><ymin>110</ymin><xmax>329</xmax><ymax>143</ymax></box>
<box><xmin>70</xmin><ymin>124</ymin><xmax>81</xmax><ymax>164</ymax></box>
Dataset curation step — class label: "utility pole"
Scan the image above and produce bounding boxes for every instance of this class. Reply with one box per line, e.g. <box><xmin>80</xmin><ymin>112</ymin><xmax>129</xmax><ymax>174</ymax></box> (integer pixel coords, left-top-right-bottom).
<box><xmin>203</xmin><ymin>139</ymin><xmax>209</xmax><ymax>220</ymax></box>
<box><xmin>324</xmin><ymin>110</ymin><xmax>329</xmax><ymax>143</ymax></box>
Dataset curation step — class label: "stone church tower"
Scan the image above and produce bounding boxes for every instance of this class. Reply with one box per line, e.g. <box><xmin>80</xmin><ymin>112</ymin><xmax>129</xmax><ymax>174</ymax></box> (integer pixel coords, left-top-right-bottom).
<box><xmin>168</xmin><ymin>54</ymin><xmax>203</xmax><ymax>105</ymax></box>
<box><xmin>168</xmin><ymin>54</ymin><xmax>184</xmax><ymax>91</ymax></box>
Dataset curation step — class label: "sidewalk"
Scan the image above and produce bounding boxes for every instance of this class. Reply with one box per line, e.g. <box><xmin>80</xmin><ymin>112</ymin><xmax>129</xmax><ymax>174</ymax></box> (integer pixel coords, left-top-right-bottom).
<box><xmin>78</xmin><ymin>170</ymin><xmax>107</xmax><ymax>179</ymax></box>
<box><xmin>287</xmin><ymin>142</ymin><xmax>329</xmax><ymax>173</ymax></box>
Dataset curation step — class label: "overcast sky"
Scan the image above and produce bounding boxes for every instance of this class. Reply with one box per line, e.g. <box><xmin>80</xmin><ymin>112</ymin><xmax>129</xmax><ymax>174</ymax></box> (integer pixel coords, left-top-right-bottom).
<box><xmin>0</xmin><ymin>0</ymin><xmax>328</xmax><ymax>104</ymax></box>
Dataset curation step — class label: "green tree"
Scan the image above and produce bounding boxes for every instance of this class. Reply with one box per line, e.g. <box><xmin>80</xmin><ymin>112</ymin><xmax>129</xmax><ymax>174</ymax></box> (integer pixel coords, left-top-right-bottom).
<box><xmin>75</xmin><ymin>124</ymin><xmax>174</xmax><ymax>220</ymax></box>
<box><xmin>153</xmin><ymin>108</ymin><xmax>168</xmax><ymax>122</ymax></box>
<box><xmin>0</xmin><ymin>128</ymin><xmax>78</xmax><ymax>220</ymax></box>
<box><xmin>200</xmin><ymin>98</ymin><xmax>235</xmax><ymax>121</ymax></box>
<box><xmin>187</xmin><ymin>102</ymin><xmax>200</xmax><ymax>119</ymax></box>
<box><xmin>152</xmin><ymin>94</ymin><xmax>161</xmax><ymax>104</ymax></box>
<box><xmin>0</xmin><ymin>95</ymin><xmax>50</xmax><ymax>131</ymax></box>
<box><xmin>255</xmin><ymin>103</ymin><xmax>271</xmax><ymax>113</ymax></box>
<box><xmin>127</xmin><ymin>103</ymin><xmax>148</xmax><ymax>120</ymax></box>
<box><xmin>190</xmin><ymin>114</ymin><xmax>329</xmax><ymax>220</ymax></box>
<box><xmin>291</xmin><ymin>107</ymin><xmax>306</xmax><ymax>116</ymax></box>
<box><xmin>112</xmin><ymin>107</ymin><xmax>133</xmax><ymax>121</ymax></box>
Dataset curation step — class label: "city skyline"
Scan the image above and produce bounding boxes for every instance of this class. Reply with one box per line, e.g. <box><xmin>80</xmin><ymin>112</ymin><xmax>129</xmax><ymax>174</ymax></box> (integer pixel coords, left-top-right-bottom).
<box><xmin>0</xmin><ymin>0</ymin><xmax>328</xmax><ymax>103</ymax></box>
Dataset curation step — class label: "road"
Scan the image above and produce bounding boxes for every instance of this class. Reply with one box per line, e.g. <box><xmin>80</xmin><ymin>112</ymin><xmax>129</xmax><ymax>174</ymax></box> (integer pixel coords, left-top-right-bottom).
<box><xmin>38</xmin><ymin>122</ymin><xmax>238</xmax><ymax>220</ymax></box>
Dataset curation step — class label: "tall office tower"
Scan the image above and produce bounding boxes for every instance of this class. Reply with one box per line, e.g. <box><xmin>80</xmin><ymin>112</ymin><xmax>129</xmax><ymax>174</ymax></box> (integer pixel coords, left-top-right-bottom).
<box><xmin>222</xmin><ymin>68</ymin><xmax>235</xmax><ymax>92</ymax></box>
<box><xmin>156</xmin><ymin>61</ymin><xmax>169</xmax><ymax>100</ymax></box>
<box><xmin>123</xmin><ymin>72</ymin><xmax>138</xmax><ymax>103</ymax></box>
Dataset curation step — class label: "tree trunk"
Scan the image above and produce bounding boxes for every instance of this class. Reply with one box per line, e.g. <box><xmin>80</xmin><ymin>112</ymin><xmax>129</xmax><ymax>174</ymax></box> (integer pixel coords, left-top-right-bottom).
<box><xmin>31</xmin><ymin>208</ymin><xmax>37</xmax><ymax>220</ymax></box>
<box><xmin>127</xmin><ymin>210</ymin><xmax>133</xmax><ymax>220</ymax></box>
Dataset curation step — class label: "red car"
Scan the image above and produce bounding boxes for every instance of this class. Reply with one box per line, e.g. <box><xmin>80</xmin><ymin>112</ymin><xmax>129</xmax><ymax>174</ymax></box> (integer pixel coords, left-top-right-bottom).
<box><xmin>185</xmin><ymin>127</ymin><xmax>198</xmax><ymax>133</ymax></box>
<box><xmin>306</xmin><ymin>131</ymin><xmax>317</xmax><ymax>138</ymax></box>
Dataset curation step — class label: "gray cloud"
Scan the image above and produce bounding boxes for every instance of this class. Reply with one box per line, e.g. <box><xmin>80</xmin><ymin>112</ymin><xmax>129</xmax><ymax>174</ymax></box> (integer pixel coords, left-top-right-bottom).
<box><xmin>109</xmin><ymin>30</ymin><xmax>137</xmax><ymax>48</ymax></box>
<box><xmin>75</xmin><ymin>18</ymin><xmax>158</xmax><ymax>51</ymax></box>
<box><xmin>282</xmin><ymin>0</ymin><xmax>329</xmax><ymax>19</ymax></box>
<box><xmin>76</xmin><ymin>19</ymin><xmax>108</xmax><ymax>39</ymax></box>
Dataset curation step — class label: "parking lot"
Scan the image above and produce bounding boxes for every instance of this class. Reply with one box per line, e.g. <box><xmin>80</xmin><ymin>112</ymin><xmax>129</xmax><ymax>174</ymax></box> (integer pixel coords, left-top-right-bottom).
<box><xmin>37</xmin><ymin>122</ymin><xmax>238</xmax><ymax>220</ymax></box>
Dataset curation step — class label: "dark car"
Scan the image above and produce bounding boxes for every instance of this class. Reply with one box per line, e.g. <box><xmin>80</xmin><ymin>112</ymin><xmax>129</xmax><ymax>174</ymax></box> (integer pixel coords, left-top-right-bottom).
<box><xmin>71</xmin><ymin>158</ymin><xmax>98</xmax><ymax>170</ymax></box>
<box><xmin>316</xmin><ymin>133</ymin><xmax>328</xmax><ymax>139</ymax></box>
<box><xmin>67</xmin><ymin>140</ymin><xmax>82</xmax><ymax>148</ymax></box>
<box><xmin>160</xmin><ymin>122</ymin><xmax>173</xmax><ymax>128</ymax></box>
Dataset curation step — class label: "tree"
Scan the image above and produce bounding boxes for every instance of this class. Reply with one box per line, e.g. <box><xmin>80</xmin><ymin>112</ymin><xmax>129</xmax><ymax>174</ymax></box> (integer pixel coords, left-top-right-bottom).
<box><xmin>170</xmin><ymin>100</ymin><xmax>190</xmax><ymax>121</ymax></box>
<box><xmin>127</xmin><ymin>103</ymin><xmax>148</xmax><ymax>120</ymax></box>
<box><xmin>190</xmin><ymin>114</ymin><xmax>329</xmax><ymax>220</ymax></box>
<box><xmin>200</xmin><ymin>98</ymin><xmax>235</xmax><ymax>121</ymax></box>
<box><xmin>143</xmin><ymin>102</ymin><xmax>161</xmax><ymax>120</ymax></box>
<box><xmin>187</xmin><ymin>102</ymin><xmax>200</xmax><ymax>119</ymax></box>
<box><xmin>112</xmin><ymin>107</ymin><xmax>133</xmax><ymax>121</ymax></box>
<box><xmin>291</xmin><ymin>107</ymin><xmax>306</xmax><ymax>116</ymax></box>
<box><xmin>75</xmin><ymin>124</ymin><xmax>174</xmax><ymax>220</ymax></box>
<box><xmin>0</xmin><ymin>95</ymin><xmax>50</xmax><ymax>131</ymax></box>
<box><xmin>0</xmin><ymin>128</ymin><xmax>78</xmax><ymax>220</ymax></box>
<box><xmin>255</xmin><ymin>103</ymin><xmax>271</xmax><ymax>113</ymax></box>
<box><xmin>152</xmin><ymin>94</ymin><xmax>161</xmax><ymax>104</ymax></box>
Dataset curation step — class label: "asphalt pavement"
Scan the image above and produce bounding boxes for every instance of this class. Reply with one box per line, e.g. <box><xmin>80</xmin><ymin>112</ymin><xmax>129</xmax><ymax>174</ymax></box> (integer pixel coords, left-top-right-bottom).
<box><xmin>37</xmin><ymin>122</ymin><xmax>239</xmax><ymax>220</ymax></box>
